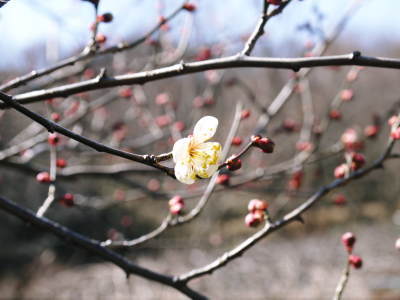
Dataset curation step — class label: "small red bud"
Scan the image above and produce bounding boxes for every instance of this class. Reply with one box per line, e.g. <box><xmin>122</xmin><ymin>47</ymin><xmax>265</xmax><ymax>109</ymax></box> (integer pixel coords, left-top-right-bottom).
<box><xmin>119</xmin><ymin>88</ymin><xmax>133</xmax><ymax>99</ymax></box>
<box><xmin>95</xmin><ymin>33</ymin><xmax>107</xmax><ymax>44</ymax></box>
<box><xmin>251</xmin><ymin>135</ymin><xmax>275</xmax><ymax>153</ymax></box>
<box><xmin>48</xmin><ymin>133</ymin><xmax>60</xmax><ymax>146</ymax></box>
<box><xmin>97</xmin><ymin>12</ymin><xmax>113</xmax><ymax>23</ymax></box>
<box><xmin>173</xmin><ymin>121</ymin><xmax>185</xmax><ymax>132</ymax></box>
<box><xmin>364</xmin><ymin>125</ymin><xmax>379</xmax><ymax>138</ymax></box>
<box><xmin>56</xmin><ymin>158</ymin><xmax>67</xmax><ymax>168</ymax></box>
<box><xmin>240</xmin><ymin>109</ymin><xmax>251</xmax><ymax>120</ymax></box>
<box><xmin>391</xmin><ymin>127</ymin><xmax>400</xmax><ymax>140</ymax></box>
<box><xmin>60</xmin><ymin>193</ymin><xmax>74</xmax><ymax>207</ymax></box>
<box><xmin>247</xmin><ymin>199</ymin><xmax>268</xmax><ymax>212</ymax></box>
<box><xmin>334</xmin><ymin>163</ymin><xmax>349</xmax><ymax>179</ymax></box>
<box><xmin>350</xmin><ymin>152</ymin><xmax>365</xmax><ymax>170</ymax></box>
<box><xmin>51</xmin><ymin>113</ymin><xmax>61</xmax><ymax>122</ymax></box>
<box><xmin>245</xmin><ymin>210</ymin><xmax>265</xmax><ymax>227</ymax></box>
<box><xmin>332</xmin><ymin>194</ymin><xmax>347</xmax><ymax>206</ymax></box>
<box><xmin>36</xmin><ymin>172</ymin><xmax>51</xmax><ymax>183</ymax></box>
<box><xmin>226</xmin><ymin>156</ymin><xmax>242</xmax><ymax>171</ymax></box>
<box><xmin>340</xmin><ymin>89</ymin><xmax>354</xmax><ymax>101</ymax></box>
<box><xmin>348</xmin><ymin>255</ymin><xmax>363</xmax><ymax>269</ymax></box>
<box><xmin>195</xmin><ymin>47</ymin><xmax>212</xmax><ymax>61</ymax></box>
<box><xmin>341</xmin><ymin>232</ymin><xmax>356</xmax><ymax>252</ymax></box>
<box><xmin>216</xmin><ymin>174</ymin><xmax>230</xmax><ymax>186</ymax></box>
<box><xmin>155</xmin><ymin>115</ymin><xmax>172</xmax><ymax>128</ymax></box>
<box><xmin>329</xmin><ymin>109</ymin><xmax>342</xmax><ymax>120</ymax></box>
<box><xmin>168</xmin><ymin>195</ymin><xmax>184</xmax><ymax>206</ymax></box>
<box><xmin>282</xmin><ymin>119</ymin><xmax>297</xmax><ymax>132</ymax></box>
<box><xmin>183</xmin><ymin>3</ymin><xmax>196</xmax><ymax>12</ymax></box>
<box><xmin>231</xmin><ymin>136</ymin><xmax>243</xmax><ymax>146</ymax></box>
<box><xmin>170</xmin><ymin>202</ymin><xmax>184</xmax><ymax>215</ymax></box>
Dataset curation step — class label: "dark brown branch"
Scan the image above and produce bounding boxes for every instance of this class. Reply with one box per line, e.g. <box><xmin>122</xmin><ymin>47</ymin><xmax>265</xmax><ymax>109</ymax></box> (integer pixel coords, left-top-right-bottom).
<box><xmin>0</xmin><ymin>2</ymin><xmax>186</xmax><ymax>92</ymax></box>
<box><xmin>0</xmin><ymin>92</ymin><xmax>175</xmax><ymax>177</ymax></box>
<box><xmin>242</xmin><ymin>1</ymin><xmax>292</xmax><ymax>56</ymax></box>
<box><xmin>5</xmin><ymin>52</ymin><xmax>400</xmax><ymax>108</ymax></box>
<box><xmin>0</xmin><ymin>195</ymin><xmax>207</xmax><ymax>300</ymax></box>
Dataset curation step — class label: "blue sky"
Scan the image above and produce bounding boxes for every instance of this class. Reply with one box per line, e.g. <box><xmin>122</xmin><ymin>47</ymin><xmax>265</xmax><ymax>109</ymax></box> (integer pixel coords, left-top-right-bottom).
<box><xmin>0</xmin><ymin>0</ymin><xmax>399</xmax><ymax>70</ymax></box>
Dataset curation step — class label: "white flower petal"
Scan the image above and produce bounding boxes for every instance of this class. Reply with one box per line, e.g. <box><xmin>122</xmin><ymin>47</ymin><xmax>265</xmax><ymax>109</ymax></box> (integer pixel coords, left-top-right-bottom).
<box><xmin>193</xmin><ymin>116</ymin><xmax>218</xmax><ymax>143</ymax></box>
<box><xmin>191</xmin><ymin>142</ymin><xmax>221</xmax><ymax>178</ymax></box>
<box><xmin>174</xmin><ymin>161</ymin><xmax>196</xmax><ymax>184</ymax></box>
<box><xmin>172</xmin><ymin>137</ymin><xmax>191</xmax><ymax>163</ymax></box>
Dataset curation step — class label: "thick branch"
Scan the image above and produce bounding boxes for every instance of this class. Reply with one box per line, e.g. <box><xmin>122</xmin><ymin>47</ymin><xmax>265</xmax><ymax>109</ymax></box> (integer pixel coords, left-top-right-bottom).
<box><xmin>4</xmin><ymin>52</ymin><xmax>400</xmax><ymax>108</ymax></box>
<box><xmin>0</xmin><ymin>195</ymin><xmax>206</xmax><ymax>300</ymax></box>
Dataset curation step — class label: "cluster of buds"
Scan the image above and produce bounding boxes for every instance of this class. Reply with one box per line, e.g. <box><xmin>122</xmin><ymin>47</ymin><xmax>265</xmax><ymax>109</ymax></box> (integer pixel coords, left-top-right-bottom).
<box><xmin>169</xmin><ymin>195</ymin><xmax>184</xmax><ymax>215</ymax></box>
<box><xmin>341</xmin><ymin>232</ymin><xmax>363</xmax><ymax>269</ymax></box>
<box><xmin>251</xmin><ymin>135</ymin><xmax>275</xmax><ymax>153</ymax></box>
<box><xmin>334</xmin><ymin>152</ymin><xmax>366</xmax><ymax>179</ymax></box>
<box><xmin>245</xmin><ymin>199</ymin><xmax>269</xmax><ymax>227</ymax></box>
<box><xmin>388</xmin><ymin>115</ymin><xmax>400</xmax><ymax>140</ymax></box>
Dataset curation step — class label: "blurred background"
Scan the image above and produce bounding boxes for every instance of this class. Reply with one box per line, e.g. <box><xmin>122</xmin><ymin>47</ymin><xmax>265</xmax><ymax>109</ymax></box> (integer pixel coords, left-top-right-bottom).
<box><xmin>0</xmin><ymin>0</ymin><xmax>399</xmax><ymax>299</ymax></box>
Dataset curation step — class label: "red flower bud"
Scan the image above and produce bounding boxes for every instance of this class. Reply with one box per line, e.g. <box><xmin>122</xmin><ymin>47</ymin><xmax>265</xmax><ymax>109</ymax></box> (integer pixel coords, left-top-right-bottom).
<box><xmin>173</xmin><ymin>121</ymin><xmax>185</xmax><ymax>132</ymax></box>
<box><xmin>391</xmin><ymin>127</ymin><xmax>400</xmax><ymax>140</ymax></box>
<box><xmin>183</xmin><ymin>3</ymin><xmax>196</xmax><ymax>12</ymax></box>
<box><xmin>350</xmin><ymin>152</ymin><xmax>365</xmax><ymax>170</ymax></box>
<box><xmin>251</xmin><ymin>135</ymin><xmax>275</xmax><ymax>153</ymax></box>
<box><xmin>56</xmin><ymin>158</ymin><xmax>67</xmax><ymax>168</ymax></box>
<box><xmin>170</xmin><ymin>202</ymin><xmax>184</xmax><ymax>215</ymax></box>
<box><xmin>226</xmin><ymin>156</ymin><xmax>242</xmax><ymax>171</ymax></box>
<box><xmin>247</xmin><ymin>199</ymin><xmax>268</xmax><ymax>212</ymax></box>
<box><xmin>36</xmin><ymin>171</ymin><xmax>51</xmax><ymax>183</ymax></box>
<box><xmin>95</xmin><ymin>33</ymin><xmax>107</xmax><ymax>44</ymax></box>
<box><xmin>340</xmin><ymin>89</ymin><xmax>354</xmax><ymax>101</ymax></box>
<box><xmin>231</xmin><ymin>136</ymin><xmax>243</xmax><ymax>146</ymax></box>
<box><xmin>60</xmin><ymin>193</ymin><xmax>74</xmax><ymax>207</ymax></box>
<box><xmin>48</xmin><ymin>133</ymin><xmax>60</xmax><ymax>146</ymax></box>
<box><xmin>51</xmin><ymin>113</ymin><xmax>61</xmax><ymax>122</ymax></box>
<box><xmin>364</xmin><ymin>125</ymin><xmax>379</xmax><ymax>138</ymax></box>
<box><xmin>334</xmin><ymin>163</ymin><xmax>349</xmax><ymax>179</ymax></box>
<box><xmin>119</xmin><ymin>88</ymin><xmax>133</xmax><ymax>99</ymax></box>
<box><xmin>332</xmin><ymin>194</ymin><xmax>347</xmax><ymax>206</ymax></box>
<box><xmin>348</xmin><ymin>254</ymin><xmax>363</xmax><ymax>269</ymax></box>
<box><xmin>216</xmin><ymin>174</ymin><xmax>230</xmax><ymax>186</ymax></box>
<box><xmin>97</xmin><ymin>12</ymin><xmax>113</xmax><ymax>23</ymax></box>
<box><xmin>341</xmin><ymin>232</ymin><xmax>356</xmax><ymax>252</ymax></box>
<box><xmin>329</xmin><ymin>109</ymin><xmax>342</xmax><ymax>120</ymax></box>
<box><xmin>169</xmin><ymin>195</ymin><xmax>184</xmax><ymax>206</ymax></box>
<box><xmin>245</xmin><ymin>210</ymin><xmax>265</xmax><ymax>227</ymax></box>
<box><xmin>240</xmin><ymin>109</ymin><xmax>251</xmax><ymax>120</ymax></box>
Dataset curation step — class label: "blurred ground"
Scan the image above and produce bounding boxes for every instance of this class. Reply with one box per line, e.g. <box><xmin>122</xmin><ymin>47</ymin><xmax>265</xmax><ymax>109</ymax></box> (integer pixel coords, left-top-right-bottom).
<box><xmin>0</xmin><ymin>221</ymin><xmax>399</xmax><ymax>300</ymax></box>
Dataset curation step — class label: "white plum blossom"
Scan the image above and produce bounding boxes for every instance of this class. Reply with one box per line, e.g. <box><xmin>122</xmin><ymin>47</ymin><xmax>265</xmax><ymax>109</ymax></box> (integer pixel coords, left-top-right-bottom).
<box><xmin>172</xmin><ymin>116</ymin><xmax>222</xmax><ymax>184</ymax></box>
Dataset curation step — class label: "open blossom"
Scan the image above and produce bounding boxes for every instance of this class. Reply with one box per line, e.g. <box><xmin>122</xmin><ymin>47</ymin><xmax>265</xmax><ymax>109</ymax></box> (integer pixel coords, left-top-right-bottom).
<box><xmin>172</xmin><ymin>116</ymin><xmax>222</xmax><ymax>184</ymax></box>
